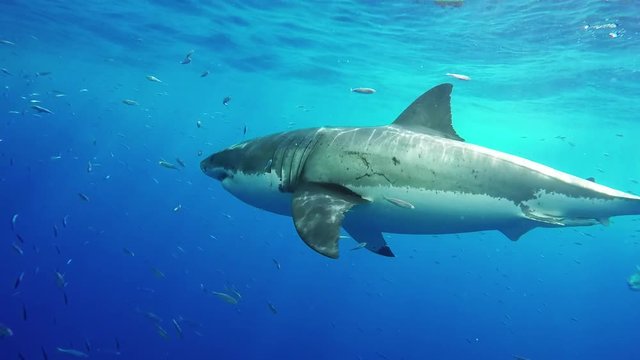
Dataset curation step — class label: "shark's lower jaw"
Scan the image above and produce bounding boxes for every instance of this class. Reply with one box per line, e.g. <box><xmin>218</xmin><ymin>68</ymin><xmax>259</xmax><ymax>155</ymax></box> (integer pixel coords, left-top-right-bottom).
<box><xmin>221</xmin><ymin>171</ymin><xmax>292</xmax><ymax>216</ymax></box>
<box><xmin>203</xmin><ymin>168</ymin><xmax>227</xmax><ymax>181</ymax></box>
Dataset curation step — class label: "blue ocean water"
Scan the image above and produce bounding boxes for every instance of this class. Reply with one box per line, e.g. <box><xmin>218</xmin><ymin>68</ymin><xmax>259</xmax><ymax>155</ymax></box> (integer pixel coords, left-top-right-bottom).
<box><xmin>1</xmin><ymin>0</ymin><xmax>640</xmax><ymax>359</ymax></box>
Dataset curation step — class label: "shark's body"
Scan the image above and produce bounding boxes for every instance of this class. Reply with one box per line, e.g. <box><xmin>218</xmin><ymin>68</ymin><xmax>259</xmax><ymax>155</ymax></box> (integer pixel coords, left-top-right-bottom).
<box><xmin>201</xmin><ymin>84</ymin><xmax>640</xmax><ymax>258</ymax></box>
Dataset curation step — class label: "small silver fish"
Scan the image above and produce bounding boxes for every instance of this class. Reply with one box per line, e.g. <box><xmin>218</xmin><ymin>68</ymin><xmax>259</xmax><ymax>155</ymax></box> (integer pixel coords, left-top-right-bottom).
<box><xmin>55</xmin><ymin>272</ymin><xmax>67</xmax><ymax>288</ymax></box>
<box><xmin>56</xmin><ymin>347</ymin><xmax>88</xmax><ymax>358</ymax></box>
<box><xmin>351</xmin><ymin>87</ymin><xmax>376</xmax><ymax>94</ymax></box>
<box><xmin>211</xmin><ymin>291</ymin><xmax>238</xmax><ymax>305</ymax></box>
<box><xmin>228</xmin><ymin>284</ymin><xmax>242</xmax><ymax>300</ymax></box>
<box><xmin>268</xmin><ymin>302</ymin><xmax>278</xmax><ymax>314</ymax></box>
<box><xmin>146</xmin><ymin>75</ymin><xmax>162</xmax><ymax>83</ymax></box>
<box><xmin>512</xmin><ymin>355</ymin><xmax>531</xmax><ymax>360</ymax></box>
<box><xmin>31</xmin><ymin>105</ymin><xmax>53</xmax><ymax>114</ymax></box>
<box><xmin>171</xmin><ymin>318</ymin><xmax>183</xmax><ymax>338</ymax></box>
<box><xmin>143</xmin><ymin>311</ymin><xmax>162</xmax><ymax>323</ymax></box>
<box><xmin>12</xmin><ymin>242</ymin><xmax>24</xmax><ymax>255</ymax></box>
<box><xmin>122</xmin><ymin>99</ymin><xmax>139</xmax><ymax>106</ymax></box>
<box><xmin>11</xmin><ymin>213</ymin><xmax>18</xmax><ymax>230</ymax></box>
<box><xmin>151</xmin><ymin>267</ymin><xmax>165</xmax><ymax>278</ymax></box>
<box><xmin>175</xmin><ymin>158</ymin><xmax>186</xmax><ymax>168</ymax></box>
<box><xmin>155</xmin><ymin>324</ymin><xmax>169</xmax><ymax>339</ymax></box>
<box><xmin>445</xmin><ymin>72</ymin><xmax>471</xmax><ymax>81</ymax></box>
<box><xmin>200</xmin><ymin>70</ymin><xmax>209</xmax><ymax>77</ymax></box>
<box><xmin>122</xmin><ymin>248</ymin><xmax>135</xmax><ymax>256</ymax></box>
<box><xmin>158</xmin><ymin>160</ymin><xmax>179</xmax><ymax>170</ymax></box>
<box><xmin>1</xmin><ymin>68</ymin><xmax>12</xmax><ymax>75</ymax></box>
<box><xmin>383</xmin><ymin>196</ymin><xmax>415</xmax><ymax>209</ymax></box>
<box><xmin>14</xmin><ymin>272</ymin><xmax>24</xmax><ymax>289</ymax></box>
<box><xmin>78</xmin><ymin>193</ymin><xmax>90</xmax><ymax>202</ymax></box>
<box><xmin>0</xmin><ymin>323</ymin><xmax>13</xmax><ymax>337</ymax></box>
<box><xmin>181</xmin><ymin>50</ymin><xmax>194</xmax><ymax>64</ymax></box>
<box><xmin>0</xmin><ymin>40</ymin><xmax>15</xmax><ymax>45</ymax></box>
<box><xmin>350</xmin><ymin>242</ymin><xmax>368</xmax><ymax>251</ymax></box>
<box><xmin>272</xmin><ymin>258</ymin><xmax>281</xmax><ymax>270</ymax></box>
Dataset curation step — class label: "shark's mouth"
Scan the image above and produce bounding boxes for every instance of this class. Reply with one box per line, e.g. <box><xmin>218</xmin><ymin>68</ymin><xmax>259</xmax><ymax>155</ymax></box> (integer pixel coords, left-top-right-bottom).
<box><xmin>202</xmin><ymin>165</ymin><xmax>231</xmax><ymax>182</ymax></box>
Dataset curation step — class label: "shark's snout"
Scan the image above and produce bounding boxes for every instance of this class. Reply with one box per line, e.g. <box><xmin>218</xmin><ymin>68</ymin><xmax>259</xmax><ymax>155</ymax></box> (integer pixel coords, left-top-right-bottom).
<box><xmin>200</xmin><ymin>154</ymin><xmax>229</xmax><ymax>181</ymax></box>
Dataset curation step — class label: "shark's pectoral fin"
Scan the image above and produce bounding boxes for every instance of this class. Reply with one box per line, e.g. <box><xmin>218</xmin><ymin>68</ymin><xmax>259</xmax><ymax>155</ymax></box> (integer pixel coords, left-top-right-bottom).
<box><xmin>392</xmin><ymin>83</ymin><xmax>464</xmax><ymax>141</ymax></box>
<box><xmin>344</xmin><ymin>223</ymin><xmax>395</xmax><ymax>257</ymax></box>
<box><xmin>291</xmin><ymin>183</ymin><xmax>365</xmax><ymax>259</ymax></box>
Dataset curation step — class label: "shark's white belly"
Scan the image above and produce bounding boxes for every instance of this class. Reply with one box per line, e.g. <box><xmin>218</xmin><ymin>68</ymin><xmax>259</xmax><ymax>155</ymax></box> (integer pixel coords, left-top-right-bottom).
<box><xmin>220</xmin><ymin>172</ymin><xmax>637</xmax><ymax>236</ymax></box>
<box><xmin>346</xmin><ymin>185</ymin><xmax>524</xmax><ymax>234</ymax></box>
<box><xmin>221</xmin><ymin>173</ymin><xmax>524</xmax><ymax>234</ymax></box>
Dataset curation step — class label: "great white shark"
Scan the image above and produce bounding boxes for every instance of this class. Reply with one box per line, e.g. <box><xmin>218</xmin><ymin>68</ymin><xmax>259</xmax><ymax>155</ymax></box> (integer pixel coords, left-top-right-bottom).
<box><xmin>201</xmin><ymin>83</ymin><xmax>640</xmax><ymax>259</ymax></box>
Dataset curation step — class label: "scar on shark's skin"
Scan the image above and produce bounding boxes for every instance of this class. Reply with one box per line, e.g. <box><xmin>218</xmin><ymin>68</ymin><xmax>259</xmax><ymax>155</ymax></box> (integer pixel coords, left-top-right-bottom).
<box><xmin>353</xmin><ymin>153</ymin><xmax>393</xmax><ymax>185</ymax></box>
<box><xmin>392</xmin><ymin>156</ymin><xmax>400</xmax><ymax>165</ymax></box>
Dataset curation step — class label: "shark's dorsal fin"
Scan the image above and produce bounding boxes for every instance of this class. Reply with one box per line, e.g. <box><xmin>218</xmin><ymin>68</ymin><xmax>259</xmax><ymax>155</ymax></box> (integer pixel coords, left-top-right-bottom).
<box><xmin>392</xmin><ymin>83</ymin><xmax>464</xmax><ymax>141</ymax></box>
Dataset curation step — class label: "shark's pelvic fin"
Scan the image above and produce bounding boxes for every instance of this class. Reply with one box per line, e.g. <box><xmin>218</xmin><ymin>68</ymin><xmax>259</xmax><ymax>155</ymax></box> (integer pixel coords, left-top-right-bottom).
<box><xmin>500</xmin><ymin>224</ymin><xmax>535</xmax><ymax>241</ymax></box>
<box><xmin>291</xmin><ymin>183</ymin><xmax>365</xmax><ymax>259</ymax></box>
<box><xmin>392</xmin><ymin>83</ymin><xmax>464</xmax><ymax>141</ymax></box>
<box><xmin>344</xmin><ymin>223</ymin><xmax>395</xmax><ymax>257</ymax></box>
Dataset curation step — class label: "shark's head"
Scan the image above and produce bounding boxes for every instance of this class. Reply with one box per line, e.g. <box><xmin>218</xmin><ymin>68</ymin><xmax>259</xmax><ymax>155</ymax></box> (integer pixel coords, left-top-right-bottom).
<box><xmin>200</xmin><ymin>138</ymin><xmax>292</xmax><ymax>215</ymax></box>
<box><xmin>200</xmin><ymin>140</ymin><xmax>271</xmax><ymax>182</ymax></box>
<box><xmin>200</xmin><ymin>148</ymin><xmax>234</xmax><ymax>182</ymax></box>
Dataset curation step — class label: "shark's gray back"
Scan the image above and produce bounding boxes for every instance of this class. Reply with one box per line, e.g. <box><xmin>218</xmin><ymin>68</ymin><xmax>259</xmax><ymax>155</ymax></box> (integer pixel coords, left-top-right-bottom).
<box><xmin>302</xmin><ymin>125</ymin><xmax>612</xmax><ymax>206</ymax></box>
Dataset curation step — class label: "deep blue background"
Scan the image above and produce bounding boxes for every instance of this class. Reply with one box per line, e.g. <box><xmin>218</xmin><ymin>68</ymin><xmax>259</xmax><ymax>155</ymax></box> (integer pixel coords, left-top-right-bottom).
<box><xmin>1</xmin><ymin>1</ymin><xmax>639</xmax><ymax>359</ymax></box>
